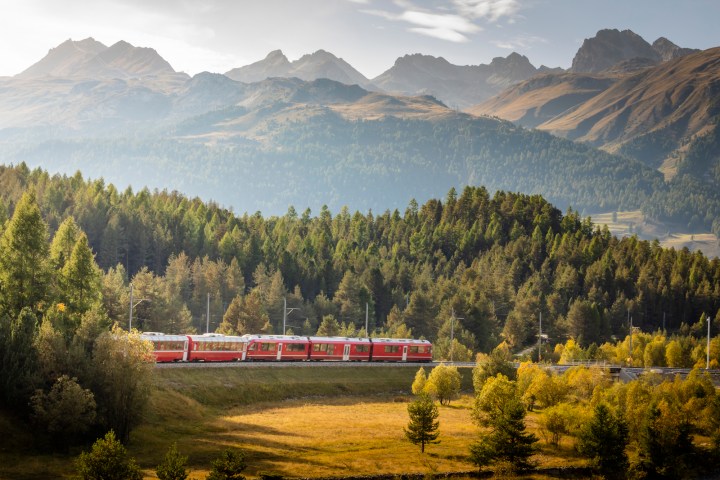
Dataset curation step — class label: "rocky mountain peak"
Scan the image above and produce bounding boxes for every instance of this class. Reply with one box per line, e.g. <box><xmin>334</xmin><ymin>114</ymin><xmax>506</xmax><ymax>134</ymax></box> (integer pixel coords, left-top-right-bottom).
<box><xmin>652</xmin><ymin>37</ymin><xmax>700</xmax><ymax>61</ymax></box>
<box><xmin>17</xmin><ymin>37</ymin><xmax>108</xmax><ymax>77</ymax></box>
<box><xmin>570</xmin><ymin>28</ymin><xmax>660</xmax><ymax>73</ymax></box>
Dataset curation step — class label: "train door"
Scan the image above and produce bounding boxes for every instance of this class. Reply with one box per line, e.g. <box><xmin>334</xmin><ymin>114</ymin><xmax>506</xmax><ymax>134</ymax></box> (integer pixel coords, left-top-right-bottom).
<box><xmin>402</xmin><ymin>345</ymin><xmax>408</xmax><ymax>362</ymax></box>
<box><xmin>277</xmin><ymin>343</ymin><xmax>283</xmax><ymax>360</ymax></box>
<box><xmin>241</xmin><ymin>342</ymin><xmax>247</xmax><ymax>361</ymax></box>
<box><xmin>343</xmin><ymin>344</ymin><xmax>351</xmax><ymax>361</ymax></box>
<box><xmin>183</xmin><ymin>340</ymin><xmax>189</xmax><ymax>362</ymax></box>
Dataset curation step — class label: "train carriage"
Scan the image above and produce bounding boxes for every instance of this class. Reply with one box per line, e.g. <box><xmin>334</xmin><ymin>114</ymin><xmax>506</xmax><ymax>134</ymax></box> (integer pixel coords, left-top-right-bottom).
<box><xmin>186</xmin><ymin>333</ymin><xmax>247</xmax><ymax>362</ymax></box>
<box><xmin>307</xmin><ymin>337</ymin><xmax>373</xmax><ymax>361</ymax></box>
<box><xmin>370</xmin><ymin>338</ymin><xmax>432</xmax><ymax>362</ymax></box>
<box><xmin>243</xmin><ymin>334</ymin><xmax>310</xmax><ymax>361</ymax></box>
<box><xmin>140</xmin><ymin>332</ymin><xmax>189</xmax><ymax>362</ymax></box>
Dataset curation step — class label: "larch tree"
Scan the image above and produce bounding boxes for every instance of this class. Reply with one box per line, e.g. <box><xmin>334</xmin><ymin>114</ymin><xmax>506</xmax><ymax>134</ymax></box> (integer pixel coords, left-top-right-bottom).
<box><xmin>411</xmin><ymin>367</ymin><xmax>427</xmax><ymax>395</ymax></box>
<box><xmin>404</xmin><ymin>393</ymin><xmax>440</xmax><ymax>453</ymax></box>
<box><xmin>49</xmin><ymin>216</ymin><xmax>79</xmax><ymax>272</ymax></box>
<box><xmin>0</xmin><ymin>191</ymin><xmax>51</xmax><ymax>316</ymax></box>
<box><xmin>63</xmin><ymin>234</ymin><xmax>102</xmax><ymax>315</ymax></box>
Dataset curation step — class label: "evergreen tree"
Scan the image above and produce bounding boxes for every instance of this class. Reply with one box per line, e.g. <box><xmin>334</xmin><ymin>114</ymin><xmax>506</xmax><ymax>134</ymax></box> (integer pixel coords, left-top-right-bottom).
<box><xmin>75</xmin><ymin>430</ymin><xmax>142</xmax><ymax>480</ymax></box>
<box><xmin>207</xmin><ymin>449</ymin><xmax>246</xmax><ymax>480</ymax></box>
<box><xmin>156</xmin><ymin>442</ymin><xmax>189</xmax><ymax>480</ymax></box>
<box><xmin>577</xmin><ymin>402</ymin><xmax>628</xmax><ymax>478</ymax></box>
<box><xmin>0</xmin><ymin>307</ymin><xmax>40</xmax><ymax>411</ymax></box>
<box><xmin>316</xmin><ymin>314</ymin><xmax>341</xmax><ymax>336</ymax></box>
<box><xmin>0</xmin><ymin>191</ymin><xmax>50</xmax><ymax>315</ymax></box>
<box><xmin>404</xmin><ymin>393</ymin><xmax>440</xmax><ymax>453</ymax></box>
<box><xmin>49</xmin><ymin>216</ymin><xmax>79</xmax><ymax>271</ymax></box>
<box><xmin>471</xmin><ymin>374</ymin><xmax>537</xmax><ymax>471</ymax></box>
<box><xmin>63</xmin><ymin>234</ymin><xmax>102</xmax><ymax>315</ymax></box>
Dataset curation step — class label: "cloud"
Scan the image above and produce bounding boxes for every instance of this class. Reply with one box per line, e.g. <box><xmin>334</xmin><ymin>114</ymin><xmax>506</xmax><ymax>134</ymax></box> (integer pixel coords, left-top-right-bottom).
<box><xmin>360</xmin><ymin>0</ymin><xmax>524</xmax><ymax>43</ymax></box>
<box><xmin>452</xmin><ymin>0</ymin><xmax>521</xmax><ymax>22</ymax></box>
<box><xmin>492</xmin><ymin>34</ymin><xmax>547</xmax><ymax>50</ymax></box>
<box><xmin>364</xmin><ymin>6</ymin><xmax>481</xmax><ymax>42</ymax></box>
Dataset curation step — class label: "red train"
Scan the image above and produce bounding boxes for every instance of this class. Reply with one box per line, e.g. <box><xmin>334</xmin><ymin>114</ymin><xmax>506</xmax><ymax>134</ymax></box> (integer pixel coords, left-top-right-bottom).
<box><xmin>140</xmin><ymin>332</ymin><xmax>432</xmax><ymax>363</ymax></box>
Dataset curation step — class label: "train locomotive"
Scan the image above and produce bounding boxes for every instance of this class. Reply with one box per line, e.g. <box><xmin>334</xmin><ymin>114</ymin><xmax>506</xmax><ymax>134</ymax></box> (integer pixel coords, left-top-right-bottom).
<box><xmin>140</xmin><ymin>332</ymin><xmax>433</xmax><ymax>363</ymax></box>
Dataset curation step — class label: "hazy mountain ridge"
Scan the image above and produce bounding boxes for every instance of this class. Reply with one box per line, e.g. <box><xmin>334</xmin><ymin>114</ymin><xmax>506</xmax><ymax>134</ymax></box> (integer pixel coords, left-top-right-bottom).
<box><xmin>366</xmin><ymin>51</ymin><xmax>539</xmax><ymax>109</ymax></box>
<box><xmin>225</xmin><ymin>49</ymin><xmax>371</xmax><ymax>88</ymax></box>
<box><xmin>18</xmin><ymin>37</ymin><xmax>183</xmax><ymax>80</ymax></box>
<box><xmin>472</xmin><ymin>46</ymin><xmax>720</xmax><ymax>179</ymax></box>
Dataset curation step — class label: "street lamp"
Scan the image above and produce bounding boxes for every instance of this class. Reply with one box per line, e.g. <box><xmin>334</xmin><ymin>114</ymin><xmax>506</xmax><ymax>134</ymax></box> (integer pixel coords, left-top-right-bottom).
<box><xmin>128</xmin><ymin>283</ymin><xmax>149</xmax><ymax>331</ymax></box>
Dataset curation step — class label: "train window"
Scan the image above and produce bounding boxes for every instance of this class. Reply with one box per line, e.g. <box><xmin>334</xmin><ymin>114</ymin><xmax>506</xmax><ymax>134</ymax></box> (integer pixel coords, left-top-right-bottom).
<box><xmin>410</xmin><ymin>346</ymin><xmax>419</xmax><ymax>353</ymax></box>
<box><xmin>249</xmin><ymin>343</ymin><xmax>257</xmax><ymax>351</ymax></box>
<box><xmin>356</xmin><ymin>345</ymin><xmax>369</xmax><ymax>352</ymax></box>
<box><xmin>384</xmin><ymin>345</ymin><xmax>399</xmax><ymax>353</ymax></box>
<box><xmin>286</xmin><ymin>343</ymin><xmax>305</xmax><ymax>352</ymax></box>
<box><xmin>260</xmin><ymin>343</ymin><xmax>276</xmax><ymax>351</ymax></box>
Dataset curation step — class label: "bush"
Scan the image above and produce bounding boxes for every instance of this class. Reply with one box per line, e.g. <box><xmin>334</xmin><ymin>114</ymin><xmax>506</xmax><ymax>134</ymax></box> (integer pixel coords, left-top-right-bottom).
<box><xmin>75</xmin><ymin>430</ymin><xmax>142</xmax><ymax>480</ymax></box>
<box><xmin>207</xmin><ymin>449</ymin><xmax>247</xmax><ymax>480</ymax></box>
<box><xmin>425</xmin><ymin>363</ymin><xmax>461</xmax><ymax>405</ymax></box>
<box><xmin>156</xmin><ymin>442</ymin><xmax>189</xmax><ymax>480</ymax></box>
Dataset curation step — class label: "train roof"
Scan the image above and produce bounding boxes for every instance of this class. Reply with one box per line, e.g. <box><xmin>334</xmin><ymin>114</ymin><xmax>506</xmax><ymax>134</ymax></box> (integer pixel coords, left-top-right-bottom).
<box><xmin>370</xmin><ymin>337</ymin><xmax>432</xmax><ymax>344</ymax></box>
<box><xmin>307</xmin><ymin>336</ymin><xmax>371</xmax><ymax>342</ymax></box>
<box><xmin>187</xmin><ymin>334</ymin><xmax>247</xmax><ymax>342</ymax></box>
<box><xmin>139</xmin><ymin>332</ymin><xmax>188</xmax><ymax>342</ymax></box>
<box><xmin>242</xmin><ymin>334</ymin><xmax>308</xmax><ymax>341</ymax></box>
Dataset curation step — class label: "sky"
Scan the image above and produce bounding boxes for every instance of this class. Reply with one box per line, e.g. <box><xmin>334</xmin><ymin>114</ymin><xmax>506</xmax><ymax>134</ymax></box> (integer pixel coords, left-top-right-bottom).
<box><xmin>1</xmin><ymin>0</ymin><xmax>718</xmax><ymax>78</ymax></box>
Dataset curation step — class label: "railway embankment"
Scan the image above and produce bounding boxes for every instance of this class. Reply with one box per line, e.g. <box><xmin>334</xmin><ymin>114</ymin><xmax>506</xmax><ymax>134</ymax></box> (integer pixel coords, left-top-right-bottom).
<box><xmin>152</xmin><ymin>364</ymin><xmax>475</xmax><ymax>407</ymax></box>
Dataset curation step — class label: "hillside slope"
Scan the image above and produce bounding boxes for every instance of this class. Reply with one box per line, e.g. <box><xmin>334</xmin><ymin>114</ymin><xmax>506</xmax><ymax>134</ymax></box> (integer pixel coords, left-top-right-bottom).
<box><xmin>472</xmin><ymin>47</ymin><xmax>720</xmax><ymax>176</ymax></box>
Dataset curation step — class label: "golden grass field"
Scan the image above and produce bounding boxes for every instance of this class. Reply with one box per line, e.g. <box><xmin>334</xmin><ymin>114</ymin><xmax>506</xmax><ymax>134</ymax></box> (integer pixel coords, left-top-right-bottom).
<box><xmin>127</xmin><ymin>366</ymin><xmax>586</xmax><ymax>479</ymax></box>
<box><xmin>0</xmin><ymin>366</ymin><xmax>587</xmax><ymax>479</ymax></box>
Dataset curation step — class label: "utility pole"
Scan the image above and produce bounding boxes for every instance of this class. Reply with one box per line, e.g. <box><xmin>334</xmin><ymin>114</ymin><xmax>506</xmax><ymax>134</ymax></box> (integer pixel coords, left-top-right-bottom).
<box><xmin>707</xmin><ymin>312</ymin><xmax>711</xmax><ymax>370</ymax></box>
<box><xmin>283</xmin><ymin>297</ymin><xmax>298</xmax><ymax>335</ymax></box>
<box><xmin>206</xmin><ymin>292</ymin><xmax>210</xmax><ymax>333</ymax></box>
<box><xmin>629</xmin><ymin>316</ymin><xmax>633</xmax><ymax>366</ymax></box>
<box><xmin>663</xmin><ymin>311</ymin><xmax>666</xmax><ymax>332</ymax></box>
<box><xmin>450</xmin><ymin>308</ymin><xmax>463</xmax><ymax>363</ymax></box>
<box><xmin>128</xmin><ymin>283</ymin><xmax>148</xmax><ymax>331</ymax></box>
<box><xmin>538</xmin><ymin>312</ymin><xmax>542</xmax><ymax>362</ymax></box>
<box><xmin>365</xmin><ymin>302</ymin><xmax>369</xmax><ymax>335</ymax></box>
<box><xmin>129</xmin><ymin>283</ymin><xmax>134</xmax><ymax>330</ymax></box>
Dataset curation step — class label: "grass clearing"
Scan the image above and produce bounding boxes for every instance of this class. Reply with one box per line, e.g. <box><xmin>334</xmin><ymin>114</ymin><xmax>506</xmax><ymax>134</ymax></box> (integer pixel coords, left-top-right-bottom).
<box><xmin>590</xmin><ymin>210</ymin><xmax>719</xmax><ymax>258</ymax></box>
<box><xmin>1</xmin><ymin>365</ymin><xmax>590</xmax><ymax>479</ymax></box>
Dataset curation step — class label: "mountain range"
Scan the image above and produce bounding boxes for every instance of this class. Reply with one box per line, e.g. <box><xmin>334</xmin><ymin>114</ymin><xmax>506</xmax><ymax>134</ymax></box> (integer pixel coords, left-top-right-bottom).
<box><xmin>471</xmin><ymin>30</ymin><xmax>718</xmax><ymax>180</ymax></box>
<box><xmin>0</xmin><ymin>29</ymin><xmax>718</xmax><ymax>247</ymax></box>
